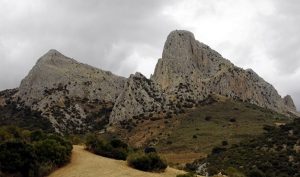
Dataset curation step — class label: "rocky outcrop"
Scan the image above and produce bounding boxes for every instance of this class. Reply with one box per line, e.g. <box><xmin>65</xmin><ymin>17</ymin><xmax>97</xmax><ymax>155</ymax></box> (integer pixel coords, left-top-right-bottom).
<box><xmin>109</xmin><ymin>72</ymin><xmax>168</xmax><ymax>123</ymax></box>
<box><xmin>16</xmin><ymin>49</ymin><xmax>126</xmax><ymax>132</ymax></box>
<box><xmin>283</xmin><ymin>95</ymin><xmax>296</xmax><ymax>110</ymax></box>
<box><xmin>151</xmin><ymin>30</ymin><xmax>297</xmax><ymax>115</ymax></box>
<box><xmin>18</xmin><ymin>49</ymin><xmax>125</xmax><ymax>105</ymax></box>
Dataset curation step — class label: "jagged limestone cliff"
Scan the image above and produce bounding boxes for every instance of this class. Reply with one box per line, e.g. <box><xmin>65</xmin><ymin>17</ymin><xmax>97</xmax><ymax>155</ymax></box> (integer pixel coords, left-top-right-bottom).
<box><xmin>110</xmin><ymin>30</ymin><xmax>298</xmax><ymax>123</ymax></box>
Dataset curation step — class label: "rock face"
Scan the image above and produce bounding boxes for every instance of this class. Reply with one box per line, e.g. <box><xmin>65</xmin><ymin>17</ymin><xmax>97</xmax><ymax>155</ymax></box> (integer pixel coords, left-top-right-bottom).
<box><xmin>16</xmin><ymin>49</ymin><xmax>126</xmax><ymax>132</ymax></box>
<box><xmin>152</xmin><ymin>30</ymin><xmax>297</xmax><ymax>113</ymax></box>
<box><xmin>283</xmin><ymin>95</ymin><xmax>296</xmax><ymax>110</ymax></box>
<box><xmin>110</xmin><ymin>30</ymin><xmax>298</xmax><ymax>123</ymax></box>
<box><xmin>18</xmin><ymin>49</ymin><xmax>125</xmax><ymax>104</ymax></box>
<box><xmin>109</xmin><ymin>72</ymin><xmax>168</xmax><ymax>123</ymax></box>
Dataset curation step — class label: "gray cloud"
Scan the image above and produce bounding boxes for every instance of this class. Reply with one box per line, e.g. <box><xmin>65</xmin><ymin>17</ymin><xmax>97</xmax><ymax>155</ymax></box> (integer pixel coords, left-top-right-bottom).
<box><xmin>0</xmin><ymin>0</ymin><xmax>178</xmax><ymax>89</ymax></box>
<box><xmin>0</xmin><ymin>0</ymin><xmax>299</xmax><ymax>110</ymax></box>
<box><xmin>260</xmin><ymin>0</ymin><xmax>300</xmax><ymax>75</ymax></box>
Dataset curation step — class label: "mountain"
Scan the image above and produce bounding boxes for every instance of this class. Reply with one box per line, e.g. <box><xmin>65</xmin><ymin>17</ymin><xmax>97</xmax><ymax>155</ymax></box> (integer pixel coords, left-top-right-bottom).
<box><xmin>13</xmin><ymin>49</ymin><xmax>126</xmax><ymax>133</ymax></box>
<box><xmin>110</xmin><ymin>30</ymin><xmax>299</xmax><ymax>123</ymax></box>
<box><xmin>18</xmin><ymin>49</ymin><xmax>125</xmax><ymax>105</ymax></box>
<box><xmin>0</xmin><ymin>30</ymin><xmax>298</xmax><ymax>134</ymax></box>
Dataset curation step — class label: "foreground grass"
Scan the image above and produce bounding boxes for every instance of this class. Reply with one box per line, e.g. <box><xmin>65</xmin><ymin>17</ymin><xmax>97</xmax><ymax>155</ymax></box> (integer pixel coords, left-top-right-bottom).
<box><xmin>49</xmin><ymin>145</ymin><xmax>187</xmax><ymax>177</ymax></box>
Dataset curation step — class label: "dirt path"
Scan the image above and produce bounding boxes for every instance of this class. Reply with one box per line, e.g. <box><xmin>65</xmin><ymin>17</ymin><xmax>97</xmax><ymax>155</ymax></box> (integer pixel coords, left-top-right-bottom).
<box><xmin>48</xmin><ymin>145</ymin><xmax>187</xmax><ymax>177</ymax></box>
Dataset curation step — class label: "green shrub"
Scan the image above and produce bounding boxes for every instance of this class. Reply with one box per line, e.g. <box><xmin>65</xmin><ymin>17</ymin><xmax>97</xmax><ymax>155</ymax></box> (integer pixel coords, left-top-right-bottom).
<box><xmin>176</xmin><ymin>172</ymin><xmax>197</xmax><ymax>177</ymax></box>
<box><xmin>30</xmin><ymin>130</ymin><xmax>45</xmax><ymax>142</ymax></box>
<box><xmin>127</xmin><ymin>152</ymin><xmax>167</xmax><ymax>172</ymax></box>
<box><xmin>0</xmin><ymin>126</ymin><xmax>72</xmax><ymax>177</ymax></box>
<box><xmin>110</xmin><ymin>139</ymin><xmax>128</xmax><ymax>149</ymax></box>
<box><xmin>34</xmin><ymin>139</ymin><xmax>71</xmax><ymax>166</ymax></box>
<box><xmin>85</xmin><ymin>135</ymin><xmax>129</xmax><ymax>160</ymax></box>
<box><xmin>0</xmin><ymin>141</ymin><xmax>37</xmax><ymax>176</ymax></box>
<box><xmin>248</xmin><ymin>168</ymin><xmax>265</xmax><ymax>177</ymax></box>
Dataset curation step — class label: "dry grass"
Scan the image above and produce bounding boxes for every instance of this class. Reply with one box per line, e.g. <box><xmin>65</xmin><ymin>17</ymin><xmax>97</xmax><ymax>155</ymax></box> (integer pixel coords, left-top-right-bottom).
<box><xmin>48</xmin><ymin>145</ymin><xmax>189</xmax><ymax>177</ymax></box>
<box><xmin>162</xmin><ymin>152</ymin><xmax>206</xmax><ymax>164</ymax></box>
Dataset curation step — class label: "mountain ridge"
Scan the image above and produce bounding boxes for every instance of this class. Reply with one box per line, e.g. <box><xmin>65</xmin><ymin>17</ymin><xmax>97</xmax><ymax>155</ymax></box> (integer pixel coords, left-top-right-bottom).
<box><xmin>1</xmin><ymin>30</ymin><xmax>298</xmax><ymax>133</ymax></box>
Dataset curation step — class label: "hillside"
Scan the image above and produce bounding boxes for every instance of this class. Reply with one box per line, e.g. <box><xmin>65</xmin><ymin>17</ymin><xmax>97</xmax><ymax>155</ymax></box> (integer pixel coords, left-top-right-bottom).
<box><xmin>204</xmin><ymin>118</ymin><xmax>300</xmax><ymax>177</ymax></box>
<box><xmin>48</xmin><ymin>145</ymin><xmax>188</xmax><ymax>177</ymax></box>
<box><xmin>111</xmin><ymin>95</ymin><xmax>292</xmax><ymax>165</ymax></box>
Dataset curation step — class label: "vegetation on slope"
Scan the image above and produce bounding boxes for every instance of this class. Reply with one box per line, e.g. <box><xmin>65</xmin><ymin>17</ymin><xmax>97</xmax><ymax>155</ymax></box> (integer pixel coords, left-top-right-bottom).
<box><xmin>0</xmin><ymin>126</ymin><xmax>72</xmax><ymax>177</ymax></box>
<box><xmin>205</xmin><ymin>118</ymin><xmax>300</xmax><ymax>177</ymax></box>
<box><xmin>155</xmin><ymin>98</ymin><xmax>290</xmax><ymax>154</ymax></box>
<box><xmin>109</xmin><ymin>96</ymin><xmax>291</xmax><ymax>167</ymax></box>
<box><xmin>85</xmin><ymin>134</ymin><xmax>130</xmax><ymax>160</ymax></box>
<box><xmin>0</xmin><ymin>89</ymin><xmax>54</xmax><ymax>132</ymax></box>
<box><xmin>127</xmin><ymin>152</ymin><xmax>167</xmax><ymax>172</ymax></box>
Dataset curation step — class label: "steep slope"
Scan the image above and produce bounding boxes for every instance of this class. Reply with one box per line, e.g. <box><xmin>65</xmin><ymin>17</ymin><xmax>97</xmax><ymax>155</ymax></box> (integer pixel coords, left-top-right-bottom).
<box><xmin>110</xmin><ymin>72</ymin><xmax>168</xmax><ymax>123</ymax></box>
<box><xmin>152</xmin><ymin>30</ymin><xmax>297</xmax><ymax>115</ymax></box>
<box><xmin>15</xmin><ymin>49</ymin><xmax>126</xmax><ymax>133</ymax></box>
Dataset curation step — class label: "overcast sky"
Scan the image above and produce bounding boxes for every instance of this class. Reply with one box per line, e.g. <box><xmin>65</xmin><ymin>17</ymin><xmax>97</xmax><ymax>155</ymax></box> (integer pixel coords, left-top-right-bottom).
<box><xmin>0</xmin><ymin>0</ymin><xmax>299</xmax><ymax>110</ymax></box>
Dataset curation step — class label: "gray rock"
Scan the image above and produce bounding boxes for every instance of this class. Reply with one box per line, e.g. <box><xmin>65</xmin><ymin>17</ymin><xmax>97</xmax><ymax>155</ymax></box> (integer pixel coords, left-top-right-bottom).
<box><xmin>151</xmin><ymin>30</ymin><xmax>298</xmax><ymax>117</ymax></box>
<box><xmin>111</xmin><ymin>30</ymin><xmax>299</xmax><ymax>123</ymax></box>
<box><xmin>16</xmin><ymin>49</ymin><xmax>126</xmax><ymax>132</ymax></box>
<box><xmin>18</xmin><ymin>49</ymin><xmax>125</xmax><ymax>105</ymax></box>
<box><xmin>110</xmin><ymin>72</ymin><xmax>168</xmax><ymax>123</ymax></box>
<box><xmin>283</xmin><ymin>95</ymin><xmax>296</xmax><ymax>110</ymax></box>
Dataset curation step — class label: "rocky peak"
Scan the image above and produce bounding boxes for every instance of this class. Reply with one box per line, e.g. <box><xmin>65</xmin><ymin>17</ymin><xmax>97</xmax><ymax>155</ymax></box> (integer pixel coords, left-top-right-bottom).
<box><xmin>151</xmin><ymin>30</ymin><xmax>298</xmax><ymax>117</ymax></box>
<box><xmin>36</xmin><ymin>49</ymin><xmax>77</xmax><ymax>67</ymax></box>
<box><xmin>16</xmin><ymin>50</ymin><xmax>126</xmax><ymax>132</ymax></box>
<box><xmin>46</xmin><ymin>49</ymin><xmax>62</xmax><ymax>55</ymax></box>
<box><xmin>162</xmin><ymin>30</ymin><xmax>197</xmax><ymax>60</ymax></box>
<box><xmin>283</xmin><ymin>95</ymin><xmax>296</xmax><ymax>110</ymax></box>
<box><xmin>18</xmin><ymin>49</ymin><xmax>126</xmax><ymax>104</ymax></box>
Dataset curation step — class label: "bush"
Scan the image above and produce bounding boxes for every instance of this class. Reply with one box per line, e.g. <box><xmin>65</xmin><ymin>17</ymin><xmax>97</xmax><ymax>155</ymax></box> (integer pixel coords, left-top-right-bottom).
<box><xmin>0</xmin><ymin>126</ymin><xmax>72</xmax><ymax>177</ymax></box>
<box><xmin>0</xmin><ymin>141</ymin><xmax>36</xmax><ymax>176</ymax></box>
<box><xmin>86</xmin><ymin>135</ymin><xmax>129</xmax><ymax>160</ymax></box>
<box><xmin>127</xmin><ymin>152</ymin><xmax>167</xmax><ymax>172</ymax></box>
<box><xmin>34</xmin><ymin>138</ymin><xmax>71</xmax><ymax>166</ymax></box>
<box><xmin>110</xmin><ymin>139</ymin><xmax>128</xmax><ymax>149</ymax></box>
<box><xmin>229</xmin><ymin>118</ymin><xmax>236</xmax><ymax>122</ymax></box>
<box><xmin>211</xmin><ymin>147</ymin><xmax>226</xmax><ymax>154</ymax></box>
<box><xmin>144</xmin><ymin>147</ymin><xmax>157</xmax><ymax>154</ymax></box>
<box><xmin>205</xmin><ymin>116</ymin><xmax>212</xmax><ymax>121</ymax></box>
<box><xmin>222</xmin><ymin>140</ymin><xmax>228</xmax><ymax>146</ymax></box>
<box><xmin>248</xmin><ymin>168</ymin><xmax>265</xmax><ymax>177</ymax></box>
<box><xmin>177</xmin><ymin>172</ymin><xmax>197</xmax><ymax>177</ymax></box>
